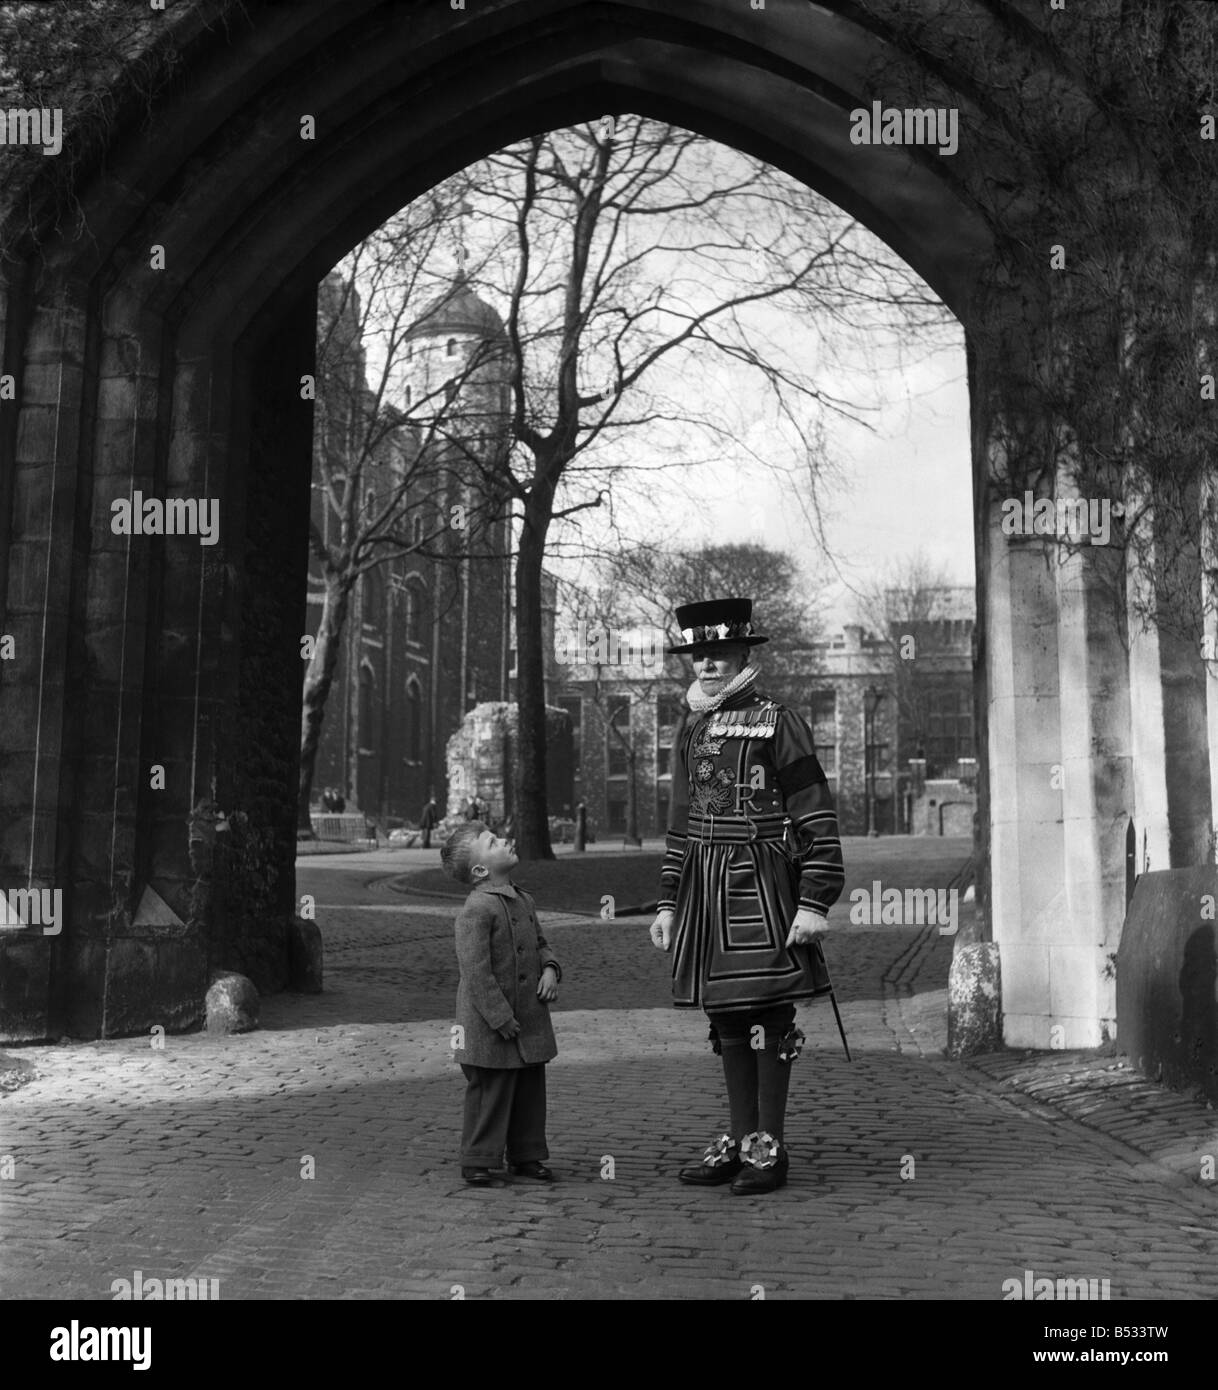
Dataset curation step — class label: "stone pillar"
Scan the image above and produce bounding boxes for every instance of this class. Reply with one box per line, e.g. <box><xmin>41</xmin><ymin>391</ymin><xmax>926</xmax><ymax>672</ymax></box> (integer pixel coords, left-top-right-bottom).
<box><xmin>215</xmin><ymin>290</ymin><xmax>318</xmax><ymax>987</ymax></box>
<box><xmin>1125</xmin><ymin>483</ymin><xmax>1172</xmax><ymax>880</ymax></box>
<box><xmin>1202</xmin><ymin>470</ymin><xmax>1218</xmax><ymax>859</ymax></box>
<box><xmin>0</xmin><ymin>286</ymin><xmax>91</xmax><ymax>1040</ymax></box>
<box><xmin>1053</xmin><ymin>528</ymin><xmax>1131</xmax><ymax>1046</ymax></box>
<box><xmin>985</xmin><ymin>510</ymin><xmax>1067</xmax><ymax>1047</ymax></box>
<box><xmin>61</xmin><ymin>294</ymin><xmax>180</xmax><ymax>1037</ymax></box>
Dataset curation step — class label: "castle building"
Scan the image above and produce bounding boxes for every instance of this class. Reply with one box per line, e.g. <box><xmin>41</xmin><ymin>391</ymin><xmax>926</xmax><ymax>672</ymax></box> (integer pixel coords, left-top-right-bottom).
<box><xmin>553</xmin><ymin>589</ymin><xmax>977</xmax><ymax>839</ymax></box>
<box><xmin>305</xmin><ymin>270</ymin><xmax>513</xmax><ymax>825</ymax></box>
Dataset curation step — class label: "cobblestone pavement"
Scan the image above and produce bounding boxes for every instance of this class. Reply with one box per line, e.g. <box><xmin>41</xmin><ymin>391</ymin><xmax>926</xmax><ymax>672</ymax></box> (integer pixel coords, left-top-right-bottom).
<box><xmin>3</xmin><ymin>841</ymin><xmax>1218</xmax><ymax>1300</ymax></box>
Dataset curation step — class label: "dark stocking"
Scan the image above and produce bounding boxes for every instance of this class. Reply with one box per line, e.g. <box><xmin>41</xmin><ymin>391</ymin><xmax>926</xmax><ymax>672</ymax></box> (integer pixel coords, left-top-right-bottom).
<box><xmin>756</xmin><ymin>1043</ymin><xmax>792</xmax><ymax>1143</ymax></box>
<box><xmin>720</xmin><ymin>1041</ymin><xmax>758</xmax><ymax>1140</ymax></box>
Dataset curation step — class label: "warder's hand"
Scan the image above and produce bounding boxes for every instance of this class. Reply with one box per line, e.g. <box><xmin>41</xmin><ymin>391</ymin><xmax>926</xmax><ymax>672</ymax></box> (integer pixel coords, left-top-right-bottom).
<box><xmin>649</xmin><ymin>910</ymin><xmax>675</xmax><ymax>952</ymax></box>
<box><xmin>785</xmin><ymin>907</ymin><xmax>830</xmax><ymax>948</ymax></box>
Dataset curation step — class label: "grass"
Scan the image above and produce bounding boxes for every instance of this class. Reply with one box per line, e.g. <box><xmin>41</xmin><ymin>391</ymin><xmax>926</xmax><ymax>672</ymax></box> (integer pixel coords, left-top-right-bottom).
<box><xmin>394</xmin><ymin>836</ymin><xmax>973</xmax><ymax>917</ymax></box>
<box><xmin>398</xmin><ymin>853</ymin><xmax>665</xmax><ymax>916</ymax></box>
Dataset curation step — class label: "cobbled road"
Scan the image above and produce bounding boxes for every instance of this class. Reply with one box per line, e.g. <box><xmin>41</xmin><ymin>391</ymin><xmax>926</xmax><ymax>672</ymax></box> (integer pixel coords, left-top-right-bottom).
<box><xmin>3</xmin><ymin>838</ymin><xmax>1218</xmax><ymax>1300</ymax></box>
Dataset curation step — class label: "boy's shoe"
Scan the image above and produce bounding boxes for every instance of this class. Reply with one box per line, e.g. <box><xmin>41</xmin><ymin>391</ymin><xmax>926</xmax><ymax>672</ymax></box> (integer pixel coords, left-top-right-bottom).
<box><xmin>677</xmin><ymin>1134</ymin><xmax>742</xmax><ymax>1185</ymax></box>
<box><xmin>508</xmin><ymin>1161</ymin><xmax>554</xmax><ymax>1181</ymax></box>
<box><xmin>462</xmin><ymin>1167</ymin><xmax>501</xmax><ymax>1186</ymax></box>
<box><xmin>730</xmin><ymin>1132</ymin><xmax>788</xmax><ymax>1194</ymax></box>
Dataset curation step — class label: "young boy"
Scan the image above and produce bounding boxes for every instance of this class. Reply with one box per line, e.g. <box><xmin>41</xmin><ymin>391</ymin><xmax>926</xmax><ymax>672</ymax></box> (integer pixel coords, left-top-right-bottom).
<box><xmin>441</xmin><ymin>821</ymin><xmax>562</xmax><ymax>1186</ymax></box>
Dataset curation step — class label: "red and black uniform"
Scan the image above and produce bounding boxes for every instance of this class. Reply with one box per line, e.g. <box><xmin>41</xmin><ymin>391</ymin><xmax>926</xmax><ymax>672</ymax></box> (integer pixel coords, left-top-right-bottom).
<box><xmin>659</xmin><ymin>687</ymin><xmax>845</xmax><ymax>1015</ymax></box>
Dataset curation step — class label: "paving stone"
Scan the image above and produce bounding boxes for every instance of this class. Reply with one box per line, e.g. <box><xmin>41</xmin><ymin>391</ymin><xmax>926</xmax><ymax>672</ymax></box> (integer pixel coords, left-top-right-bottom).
<box><xmin>3</xmin><ymin>853</ymin><xmax>1218</xmax><ymax>1298</ymax></box>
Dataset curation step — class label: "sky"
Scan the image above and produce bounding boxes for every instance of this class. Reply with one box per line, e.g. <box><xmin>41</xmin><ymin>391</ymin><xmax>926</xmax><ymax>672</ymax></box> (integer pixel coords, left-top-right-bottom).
<box><xmin>348</xmin><ymin>120</ymin><xmax>976</xmax><ymax>632</ymax></box>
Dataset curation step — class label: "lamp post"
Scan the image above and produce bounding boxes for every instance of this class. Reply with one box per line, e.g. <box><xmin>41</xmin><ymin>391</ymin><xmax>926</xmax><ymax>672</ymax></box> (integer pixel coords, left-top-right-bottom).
<box><xmin>865</xmin><ymin>684</ymin><xmax>885</xmax><ymax>838</ymax></box>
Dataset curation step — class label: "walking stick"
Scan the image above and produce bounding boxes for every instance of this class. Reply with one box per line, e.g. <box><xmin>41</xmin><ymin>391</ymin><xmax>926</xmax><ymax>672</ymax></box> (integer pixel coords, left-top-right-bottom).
<box><xmin>828</xmin><ymin>988</ymin><xmax>852</xmax><ymax>1062</ymax></box>
<box><xmin>813</xmin><ymin>939</ymin><xmax>852</xmax><ymax>1062</ymax></box>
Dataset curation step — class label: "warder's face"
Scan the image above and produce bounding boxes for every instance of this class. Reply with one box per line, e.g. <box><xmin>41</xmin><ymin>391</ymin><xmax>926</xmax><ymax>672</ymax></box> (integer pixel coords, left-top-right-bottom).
<box><xmin>694</xmin><ymin>644</ymin><xmax>747</xmax><ymax>691</ymax></box>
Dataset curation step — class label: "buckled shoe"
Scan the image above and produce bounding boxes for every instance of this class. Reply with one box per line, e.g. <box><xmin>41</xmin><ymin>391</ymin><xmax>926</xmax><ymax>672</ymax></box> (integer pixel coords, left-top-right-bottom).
<box><xmin>678</xmin><ymin>1134</ymin><xmax>742</xmax><ymax>1185</ymax></box>
<box><xmin>730</xmin><ymin>1131</ymin><xmax>789</xmax><ymax>1194</ymax></box>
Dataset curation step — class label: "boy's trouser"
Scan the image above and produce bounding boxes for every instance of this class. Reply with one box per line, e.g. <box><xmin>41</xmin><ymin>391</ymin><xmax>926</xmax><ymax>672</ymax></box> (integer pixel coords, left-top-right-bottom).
<box><xmin>459</xmin><ymin>1062</ymin><xmax>548</xmax><ymax>1166</ymax></box>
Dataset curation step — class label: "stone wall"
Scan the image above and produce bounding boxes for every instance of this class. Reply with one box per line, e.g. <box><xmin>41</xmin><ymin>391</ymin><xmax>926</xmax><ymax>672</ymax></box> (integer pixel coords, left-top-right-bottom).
<box><xmin>446</xmin><ymin>701</ymin><xmax>572</xmax><ymax>826</ymax></box>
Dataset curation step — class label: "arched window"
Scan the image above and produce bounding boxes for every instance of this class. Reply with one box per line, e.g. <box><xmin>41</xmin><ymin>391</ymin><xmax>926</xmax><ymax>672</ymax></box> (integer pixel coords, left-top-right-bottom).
<box><xmin>446</xmin><ymin>337</ymin><xmax>457</xmax><ymax>357</ymax></box>
<box><xmin>362</xmin><ymin>568</ymin><xmax>384</xmax><ymax>629</ymax></box>
<box><xmin>404</xmin><ymin>384</ymin><xmax>412</xmax><ymax>406</ymax></box>
<box><xmin>406</xmin><ymin>679</ymin><xmax>422</xmax><ymax>762</ymax></box>
<box><xmin>358</xmin><ymin>665</ymin><xmax>375</xmax><ymax>752</ymax></box>
<box><xmin>607</xmin><ymin>698</ymin><xmax>631</xmax><ymax>778</ymax></box>
<box><xmin>405</xmin><ymin>580</ymin><xmax>426</xmax><ymax>645</ymax></box>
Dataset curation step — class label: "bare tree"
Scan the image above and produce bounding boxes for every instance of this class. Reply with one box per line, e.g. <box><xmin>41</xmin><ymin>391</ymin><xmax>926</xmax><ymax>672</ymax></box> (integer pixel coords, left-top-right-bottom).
<box><xmin>446</xmin><ymin>116</ymin><xmax>948</xmax><ymax>858</ymax></box>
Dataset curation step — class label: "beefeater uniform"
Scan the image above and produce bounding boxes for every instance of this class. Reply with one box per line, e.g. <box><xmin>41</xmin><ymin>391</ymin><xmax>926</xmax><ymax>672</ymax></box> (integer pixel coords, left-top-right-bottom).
<box><xmin>657</xmin><ymin>595</ymin><xmax>847</xmax><ymax>1193</ymax></box>
<box><xmin>658</xmin><ymin>691</ymin><xmax>845</xmax><ymax>1013</ymax></box>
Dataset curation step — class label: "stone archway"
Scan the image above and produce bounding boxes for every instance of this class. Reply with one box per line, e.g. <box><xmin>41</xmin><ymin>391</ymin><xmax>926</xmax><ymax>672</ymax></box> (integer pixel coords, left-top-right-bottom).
<box><xmin>0</xmin><ymin>0</ymin><xmax>1205</xmax><ymax>1043</ymax></box>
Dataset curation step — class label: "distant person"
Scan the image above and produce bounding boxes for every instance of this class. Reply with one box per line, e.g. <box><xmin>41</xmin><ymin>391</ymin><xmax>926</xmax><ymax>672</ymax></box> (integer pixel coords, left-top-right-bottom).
<box><xmin>332</xmin><ymin>790</ymin><xmax>346</xmax><ymax>813</ymax></box>
<box><xmin>441</xmin><ymin>822</ymin><xmax>562</xmax><ymax>1187</ymax></box>
<box><xmin>419</xmin><ymin>797</ymin><xmax>438</xmax><ymax>849</ymax></box>
<box><xmin>466</xmin><ymin>794</ymin><xmax>484</xmax><ymax>822</ymax></box>
<box><xmin>321</xmin><ymin>788</ymin><xmax>336</xmax><ymax>812</ymax></box>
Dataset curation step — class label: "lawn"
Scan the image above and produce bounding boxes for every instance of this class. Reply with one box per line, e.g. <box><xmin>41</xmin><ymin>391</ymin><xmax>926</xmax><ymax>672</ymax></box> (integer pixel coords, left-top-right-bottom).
<box><xmin>399</xmin><ymin>853</ymin><xmax>665</xmax><ymax>916</ymax></box>
<box><xmin>393</xmin><ymin>836</ymin><xmax>972</xmax><ymax>918</ymax></box>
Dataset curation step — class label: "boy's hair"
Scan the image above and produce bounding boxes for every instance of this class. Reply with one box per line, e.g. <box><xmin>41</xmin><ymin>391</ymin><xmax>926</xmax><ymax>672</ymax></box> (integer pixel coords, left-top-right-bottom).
<box><xmin>441</xmin><ymin>821</ymin><xmax>488</xmax><ymax>884</ymax></box>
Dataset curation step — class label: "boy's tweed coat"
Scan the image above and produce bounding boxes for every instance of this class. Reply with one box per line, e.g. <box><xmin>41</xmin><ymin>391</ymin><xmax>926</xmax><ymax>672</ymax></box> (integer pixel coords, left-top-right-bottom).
<box><xmin>454</xmin><ymin>881</ymin><xmax>561</xmax><ymax>1068</ymax></box>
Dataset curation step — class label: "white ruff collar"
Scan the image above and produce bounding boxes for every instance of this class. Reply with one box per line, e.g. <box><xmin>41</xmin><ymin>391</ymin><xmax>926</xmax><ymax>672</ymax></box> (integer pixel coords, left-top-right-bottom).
<box><xmin>686</xmin><ymin>663</ymin><xmax>757</xmax><ymax>714</ymax></box>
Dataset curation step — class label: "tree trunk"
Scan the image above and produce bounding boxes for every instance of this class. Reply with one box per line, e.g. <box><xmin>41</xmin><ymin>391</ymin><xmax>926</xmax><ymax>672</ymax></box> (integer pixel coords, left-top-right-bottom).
<box><xmin>513</xmin><ymin>502</ymin><xmax>555</xmax><ymax>860</ymax></box>
<box><xmin>298</xmin><ymin>573</ymin><xmax>353</xmax><ymax>833</ymax></box>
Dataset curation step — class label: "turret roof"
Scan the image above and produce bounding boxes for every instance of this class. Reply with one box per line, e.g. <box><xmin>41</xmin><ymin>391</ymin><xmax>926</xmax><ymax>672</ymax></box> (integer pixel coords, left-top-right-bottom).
<box><xmin>406</xmin><ymin>270</ymin><xmax>506</xmax><ymax>341</ymax></box>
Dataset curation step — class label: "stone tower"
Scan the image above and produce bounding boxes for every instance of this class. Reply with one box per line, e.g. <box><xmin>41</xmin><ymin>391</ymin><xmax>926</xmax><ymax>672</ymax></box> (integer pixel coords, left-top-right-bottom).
<box><xmin>402</xmin><ymin>271</ymin><xmax>514</xmax><ymax>807</ymax></box>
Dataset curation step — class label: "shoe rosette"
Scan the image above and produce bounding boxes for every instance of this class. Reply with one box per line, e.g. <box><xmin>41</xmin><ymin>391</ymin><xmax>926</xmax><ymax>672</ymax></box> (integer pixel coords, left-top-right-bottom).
<box><xmin>700</xmin><ymin>1133</ymin><xmax>739</xmax><ymax>1168</ymax></box>
<box><xmin>740</xmin><ymin>1130</ymin><xmax>781</xmax><ymax>1169</ymax></box>
<box><xmin>777</xmin><ymin>1024</ymin><xmax>806</xmax><ymax>1064</ymax></box>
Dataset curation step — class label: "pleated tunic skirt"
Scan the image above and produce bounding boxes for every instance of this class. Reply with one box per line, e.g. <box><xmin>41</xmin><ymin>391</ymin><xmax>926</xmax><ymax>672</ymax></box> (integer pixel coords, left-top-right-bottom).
<box><xmin>671</xmin><ymin>833</ymin><xmax>834</xmax><ymax>1013</ymax></box>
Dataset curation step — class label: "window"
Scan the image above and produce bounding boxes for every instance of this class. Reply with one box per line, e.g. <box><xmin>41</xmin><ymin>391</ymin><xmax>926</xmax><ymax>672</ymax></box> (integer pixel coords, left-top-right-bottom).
<box><xmin>404</xmin><ymin>580</ymin><xmax>426</xmax><ymax>645</ymax></box>
<box><xmin>444</xmin><ymin>378</ymin><xmax>458</xmax><ymax>403</ymax></box>
<box><xmin>558</xmin><ymin>696</ymin><xmax>582</xmax><ymax>756</ymax></box>
<box><xmin>655</xmin><ymin>694</ymin><xmax>683</xmax><ymax>829</ymax></box>
<box><xmin>446</xmin><ymin>338</ymin><xmax>457</xmax><ymax>357</ymax></box>
<box><xmin>924</xmin><ymin>684</ymin><xmax>974</xmax><ymax>776</ymax></box>
<box><xmin>657</xmin><ymin>692</ymin><xmax>684</xmax><ymax>778</ymax></box>
<box><xmin>358</xmin><ymin>666</ymin><xmax>375</xmax><ymax>752</ymax></box>
<box><xmin>404</xmin><ymin>384</ymin><xmax>412</xmax><ymax>406</ymax></box>
<box><xmin>362</xmin><ymin>568</ymin><xmax>384</xmax><ymax>629</ymax></box>
<box><xmin>810</xmin><ymin>691</ymin><xmax>837</xmax><ymax>777</ymax></box>
<box><xmin>606</xmin><ymin>698</ymin><xmax>630</xmax><ymax>778</ymax></box>
<box><xmin>406</xmin><ymin>679</ymin><xmax>422</xmax><ymax>762</ymax></box>
<box><xmin>412</xmin><ymin>512</ymin><xmax>425</xmax><ymax>545</ymax></box>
